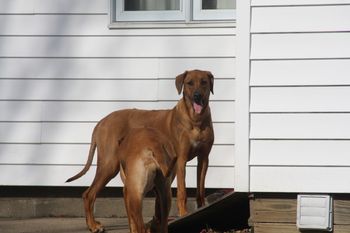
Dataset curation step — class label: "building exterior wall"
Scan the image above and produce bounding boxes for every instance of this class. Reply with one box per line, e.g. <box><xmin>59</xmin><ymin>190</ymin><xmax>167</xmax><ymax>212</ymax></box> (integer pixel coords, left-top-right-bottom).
<box><xmin>237</xmin><ymin>0</ymin><xmax>350</xmax><ymax>193</ymax></box>
<box><xmin>236</xmin><ymin>1</ymin><xmax>350</xmax><ymax>231</ymax></box>
<box><xmin>0</xmin><ymin>0</ymin><xmax>236</xmax><ymax>188</ymax></box>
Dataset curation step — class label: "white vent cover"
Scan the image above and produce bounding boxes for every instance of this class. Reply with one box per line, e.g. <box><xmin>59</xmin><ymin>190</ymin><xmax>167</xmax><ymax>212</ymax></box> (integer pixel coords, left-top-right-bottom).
<box><xmin>297</xmin><ymin>194</ymin><xmax>332</xmax><ymax>231</ymax></box>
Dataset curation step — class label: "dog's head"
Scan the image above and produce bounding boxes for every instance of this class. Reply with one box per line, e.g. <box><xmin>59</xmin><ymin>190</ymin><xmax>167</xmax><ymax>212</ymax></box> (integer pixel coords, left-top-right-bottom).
<box><xmin>176</xmin><ymin>70</ymin><xmax>214</xmax><ymax>115</ymax></box>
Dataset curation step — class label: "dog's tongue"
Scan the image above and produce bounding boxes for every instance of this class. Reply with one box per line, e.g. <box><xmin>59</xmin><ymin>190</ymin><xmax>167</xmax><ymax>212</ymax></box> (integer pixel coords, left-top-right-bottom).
<box><xmin>193</xmin><ymin>102</ymin><xmax>203</xmax><ymax>114</ymax></box>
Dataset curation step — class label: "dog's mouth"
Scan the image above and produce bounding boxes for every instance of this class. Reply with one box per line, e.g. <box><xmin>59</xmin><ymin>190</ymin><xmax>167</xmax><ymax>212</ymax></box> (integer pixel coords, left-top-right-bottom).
<box><xmin>192</xmin><ymin>91</ymin><xmax>205</xmax><ymax>114</ymax></box>
<box><xmin>193</xmin><ymin>102</ymin><xmax>203</xmax><ymax>114</ymax></box>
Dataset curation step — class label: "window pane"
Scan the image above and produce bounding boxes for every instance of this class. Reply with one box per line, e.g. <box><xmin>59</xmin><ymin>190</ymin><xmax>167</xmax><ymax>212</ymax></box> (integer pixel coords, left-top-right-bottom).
<box><xmin>125</xmin><ymin>0</ymin><xmax>180</xmax><ymax>11</ymax></box>
<box><xmin>202</xmin><ymin>0</ymin><xmax>235</xmax><ymax>10</ymax></box>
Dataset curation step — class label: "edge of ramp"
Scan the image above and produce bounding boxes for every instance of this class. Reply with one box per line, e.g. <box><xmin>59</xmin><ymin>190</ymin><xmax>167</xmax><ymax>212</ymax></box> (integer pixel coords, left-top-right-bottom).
<box><xmin>168</xmin><ymin>191</ymin><xmax>250</xmax><ymax>233</ymax></box>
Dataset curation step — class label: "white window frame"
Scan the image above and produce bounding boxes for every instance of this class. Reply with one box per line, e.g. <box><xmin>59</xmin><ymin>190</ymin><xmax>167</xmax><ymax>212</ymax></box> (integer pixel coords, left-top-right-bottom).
<box><xmin>115</xmin><ymin>0</ymin><xmax>186</xmax><ymax>22</ymax></box>
<box><xmin>112</xmin><ymin>0</ymin><xmax>236</xmax><ymax>23</ymax></box>
<box><xmin>193</xmin><ymin>0</ymin><xmax>236</xmax><ymax>21</ymax></box>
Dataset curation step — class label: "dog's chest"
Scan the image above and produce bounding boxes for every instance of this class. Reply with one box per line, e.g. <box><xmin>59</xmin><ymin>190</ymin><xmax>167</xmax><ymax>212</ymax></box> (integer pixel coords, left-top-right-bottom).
<box><xmin>189</xmin><ymin>126</ymin><xmax>210</xmax><ymax>149</ymax></box>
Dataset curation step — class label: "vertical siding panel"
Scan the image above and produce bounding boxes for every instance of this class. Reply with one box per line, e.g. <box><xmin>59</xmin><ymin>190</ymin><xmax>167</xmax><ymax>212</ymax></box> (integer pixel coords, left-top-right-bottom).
<box><xmin>235</xmin><ymin>0</ymin><xmax>251</xmax><ymax>192</ymax></box>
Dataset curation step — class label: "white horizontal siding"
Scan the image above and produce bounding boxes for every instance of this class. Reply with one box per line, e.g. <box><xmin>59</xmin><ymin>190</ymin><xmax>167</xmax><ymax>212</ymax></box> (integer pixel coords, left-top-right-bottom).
<box><xmin>0</xmin><ymin>36</ymin><xmax>235</xmax><ymax>58</ymax></box>
<box><xmin>251</xmin><ymin>59</ymin><xmax>350</xmax><ymax>86</ymax></box>
<box><xmin>0</xmin><ymin>144</ymin><xmax>234</xmax><ymax>167</ymax></box>
<box><xmin>251</xmin><ymin>87</ymin><xmax>350</xmax><ymax>112</ymax></box>
<box><xmin>0</xmin><ymin>165</ymin><xmax>122</xmax><ymax>187</ymax></box>
<box><xmin>246</xmin><ymin>1</ymin><xmax>350</xmax><ymax>193</ymax></box>
<box><xmin>0</xmin><ymin>123</ymin><xmax>42</xmax><ymax>143</ymax></box>
<box><xmin>251</xmin><ymin>33</ymin><xmax>350</xmax><ymax>60</ymax></box>
<box><xmin>0</xmin><ymin>164</ymin><xmax>234</xmax><ymax>188</ymax></box>
<box><xmin>158</xmin><ymin>79</ymin><xmax>235</xmax><ymax>101</ymax></box>
<box><xmin>177</xmin><ymin>167</ymin><xmax>235</xmax><ymax>188</ymax></box>
<box><xmin>0</xmin><ymin>15</ymin><xmax>236</xmax><ymax>36</ymax></box>
<box><xmin>251</xmin><ymin>113</ymin><xmax>350</xmax><ymax>139</ymax></box>
<box><xmin>158</xmin><ymin>58</ymin><xmax>236</xmax><ymax>78</ymax></box>
<box><xmin>0</xmin><ymin>79</ymin><xmax>234</xmax><ymax>101</ymax></box>
<box><xmin>251</xmin><ymin>0</ymin><xmax>350</xmax><ymax>6</ymax></box>
<box><xmin>0</xmin><ymin>0</ymin><xmax>35</xmax><ymax>14</ymax></box>
<box><xmin>251</xmin><ymin>5</ymin><xmax>350</xmax><ymax>33</ymax></box>
<box><xmin>0</xmin><ymin>58</ymin><xmax>235</xmax><ymax>79</ymax></box>
<box><xmin>0</xmin><ymin>122</ymin><xmax>234</xmax><ymax>144</ymax></box>
<box><xmin>0</xmin><ymin>1</ymin><xmax>236</xmax><ymax>188</ymax></box>
<box><xmin>0</xmin><ymin>0</ymin><xmax>108</xmax><ymax>14</ymax></box>
<box><xmin>34</xmin><ymin>0</ymin><xmax>108</xmax><ymax>14</ymax></box>
<box><xmin>0</xmin><ymin>80</ymin><xmax>157</xmax><ymax>101</ymax></box>
<box><xmin>250</xmin><ymin>167</ymin><xmax>350</xmax><ymax>193</ymax></box>
<box><xmin>0</xmin><ymin>101</ymin><xmax>235</xmax><ymax>122</ymax></box>
<box><xmin>250</xmin><ymin>140</ymin><xmax>350</xmax><ymax>166</ymax></box>
<box><xmin>0</xmin><ymin>58</ymin><xmax>159</xmax><ymax>79</ymax></box>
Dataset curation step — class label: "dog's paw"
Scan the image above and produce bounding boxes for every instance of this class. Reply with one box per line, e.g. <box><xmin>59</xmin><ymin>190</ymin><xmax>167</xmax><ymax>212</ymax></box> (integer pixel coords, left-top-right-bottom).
<box><xmin>90</xmin><ymin>222</ymin><xmax>105</xmax><ymax>233</ymax></box>
<box><xmin>92</xmin><ymin>227</ymin><xmax>105</xmax><ymax>233</ymax></box>
<box><xmin>145</xmin><ymin>216</ymin><xmax>161</xmax><ymax>233</ymax></box>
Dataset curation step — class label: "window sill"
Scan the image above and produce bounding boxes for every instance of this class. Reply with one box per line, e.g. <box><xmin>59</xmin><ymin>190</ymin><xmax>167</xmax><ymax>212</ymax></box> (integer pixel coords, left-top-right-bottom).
<box><xmin>108</xmin><ymin>21</ymin><xmax>236</xmax><ymax>30</ymax></box>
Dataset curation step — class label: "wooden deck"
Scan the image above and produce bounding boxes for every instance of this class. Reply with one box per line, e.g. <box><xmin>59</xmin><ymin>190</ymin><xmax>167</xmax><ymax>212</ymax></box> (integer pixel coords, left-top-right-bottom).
<box><xmin>250</xmin><ymin>194</ymin><xmax>350</xmax><ymax>233</ymax></box>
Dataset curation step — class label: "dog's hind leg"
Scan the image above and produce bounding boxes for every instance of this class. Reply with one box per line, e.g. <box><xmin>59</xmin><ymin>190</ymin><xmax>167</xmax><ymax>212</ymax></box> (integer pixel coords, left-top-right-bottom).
<box><xmin>124</xmin><ymin>184</ymin><xmax>145</xmax><ymax>233</ymax></box>
<box><xmin>124</xmin><ymin>151</ymin><xmax>159</xmax><ymax>233</ymax></box>
<box><xmin>154</xmin><ymin>173</ymin><xmax>171</xmax><ymax>233</ymax></box>
<box><xmin>83</xmin><ymin>149</ymin><xmax>120</xmax><ymax>233</ymax></box>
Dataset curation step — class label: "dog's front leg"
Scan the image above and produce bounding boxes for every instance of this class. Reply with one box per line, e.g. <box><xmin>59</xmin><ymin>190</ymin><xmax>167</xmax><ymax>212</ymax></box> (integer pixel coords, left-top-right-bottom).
<box><xmin>196</xmin><ymin>155</ymin><xmax>209</xmax><ymax>208</ymax></box>
<box><xmin>176</xmin><ymin>157</ymin><xmax>188</xmax><ymax>216</ymax></box>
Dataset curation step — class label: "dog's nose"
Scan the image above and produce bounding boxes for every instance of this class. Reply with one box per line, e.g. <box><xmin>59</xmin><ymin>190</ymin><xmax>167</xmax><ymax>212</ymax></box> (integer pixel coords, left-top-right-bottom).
<box><xmin>193</xmin><ymin>91</ymin><xmax>202</xmax><ymax>104</ymax></box>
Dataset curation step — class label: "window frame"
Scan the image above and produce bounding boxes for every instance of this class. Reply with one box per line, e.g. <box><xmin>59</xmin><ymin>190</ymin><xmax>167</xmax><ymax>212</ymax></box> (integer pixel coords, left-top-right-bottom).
<box><xmin>111</xmin><ymin>0</ymin><xmax>236</xmax><ymax>24</ymax></box>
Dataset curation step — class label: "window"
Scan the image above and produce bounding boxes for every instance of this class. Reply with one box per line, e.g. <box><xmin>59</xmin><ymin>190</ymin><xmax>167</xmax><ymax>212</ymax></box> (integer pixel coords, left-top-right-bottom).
<box><xmin>116</xmin><ymin>0</ymin><xmax>185</xmax><ymax>22</ymax></box>
<box><xmin>193</xmin><ymin>0</ymin><xmax>236</xmax><ymax>20</ymax></box>
<box><xmin>114</xmin><ymin>0</ymin><xmax>236</xmax><ymax>22</ymax></box>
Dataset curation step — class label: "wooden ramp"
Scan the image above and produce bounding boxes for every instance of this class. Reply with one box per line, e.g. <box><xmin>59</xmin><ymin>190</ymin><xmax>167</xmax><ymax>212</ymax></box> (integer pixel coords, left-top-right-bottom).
<box><xmin>168</xmin><ymin>191</ymin><xmax>249</xmax><ymax>233</ymax></box>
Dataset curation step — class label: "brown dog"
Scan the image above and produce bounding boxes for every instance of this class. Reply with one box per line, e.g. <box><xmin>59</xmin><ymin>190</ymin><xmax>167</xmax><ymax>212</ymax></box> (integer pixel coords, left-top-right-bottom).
<box><xmin>66</xmin><ymin>70</ymin><xmax>214</xmax><ymax>233</ymax></box>
<box><xmin>119</xmin><ymin>127</ymin><xmax>176</xmax><ymax>233</ymax></box>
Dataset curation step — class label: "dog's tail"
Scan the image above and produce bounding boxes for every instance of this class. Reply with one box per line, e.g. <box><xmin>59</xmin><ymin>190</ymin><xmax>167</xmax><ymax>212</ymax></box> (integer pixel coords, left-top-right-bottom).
<box><xmin>65</xmin><ymin>127</ymin><xmax>97</xmax><ymax>183</ymax></box>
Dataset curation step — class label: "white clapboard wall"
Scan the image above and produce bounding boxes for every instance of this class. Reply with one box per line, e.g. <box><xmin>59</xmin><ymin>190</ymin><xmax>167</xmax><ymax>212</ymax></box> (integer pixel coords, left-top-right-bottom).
<box><xmin>246</xmin><ymin>0</ymin><xmax>350</xmax><ymax>193</ymax></box>
<box><xmin>0</xmin><ymin>0</ymin><xmax>236</xmax><ymax>188</ymax></box>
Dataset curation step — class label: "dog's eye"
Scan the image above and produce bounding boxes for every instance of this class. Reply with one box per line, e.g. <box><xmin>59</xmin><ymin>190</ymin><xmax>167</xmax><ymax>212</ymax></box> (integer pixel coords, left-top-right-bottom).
<box><xmin>201</xmin><ymin>80</ymin><xmax>208</xmax><ymax>85</ymax></box>
<box><xmin>187</xmin><ymin>81</ymin><xmax>194</xmax><ymax>86</ymax></box>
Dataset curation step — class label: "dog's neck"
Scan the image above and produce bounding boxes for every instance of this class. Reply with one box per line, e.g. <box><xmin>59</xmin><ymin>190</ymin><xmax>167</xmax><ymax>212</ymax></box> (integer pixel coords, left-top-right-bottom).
<box><xmin>174</xmin><ymin>98</ymin><xmax>211</xmax><ymax>130</ymax></box>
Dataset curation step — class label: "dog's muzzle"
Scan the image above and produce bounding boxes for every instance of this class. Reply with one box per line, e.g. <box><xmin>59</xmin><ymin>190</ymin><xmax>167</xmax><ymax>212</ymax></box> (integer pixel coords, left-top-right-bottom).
<box><xmin>193</xmin><ymin>91</ymin><xmax>202</xmax><ymax>104</ymax></box>
<box><xmin>193</xmin><ymin>91</ymin><xmax>203</xmax><ymax>114</ymax></box>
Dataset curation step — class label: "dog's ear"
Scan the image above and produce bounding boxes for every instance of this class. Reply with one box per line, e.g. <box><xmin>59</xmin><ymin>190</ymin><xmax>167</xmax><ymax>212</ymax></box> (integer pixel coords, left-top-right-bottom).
<box><xmin>207</xmin><ymin>71</ymin><xmax>214</xmax><ymax>94</ymax></box>
<box><xmin>175</xmin><ymin>71</ymin><xmax>187</xmax><ymax>95</ymax></box>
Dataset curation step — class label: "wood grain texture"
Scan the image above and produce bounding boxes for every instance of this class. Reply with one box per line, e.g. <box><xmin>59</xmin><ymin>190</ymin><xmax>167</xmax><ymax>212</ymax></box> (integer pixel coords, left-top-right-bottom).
<box><xmin>250</xmin><ymin>194</ymin><xmax>350</xmax><ymax>232</ymax></box>
<box><xmin>334</xmin><ymin>196</ymin><xmax>350</xmax><ymax>225</ymax></box>
<box><xmin>254</xmin><ymin>223</ymin><xmax>299</xmax><ymax>233</ymax></box>
<box><xmin>250</xmin><ymin>196</ymin><xmax>296</xmax><ymax>223</ymax></box>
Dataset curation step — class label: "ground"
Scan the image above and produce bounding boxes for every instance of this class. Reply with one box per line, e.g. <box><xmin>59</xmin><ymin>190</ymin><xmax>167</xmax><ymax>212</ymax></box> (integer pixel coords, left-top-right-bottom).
<box><xmin>0</xmin><ymin>217</ymin><xmax>250</xmax><ymax>233</ymax></box>
<box><xmin>0</xmin><ymin>218</ymin><xmax>129</xmax><ymax>233</ymax></box>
